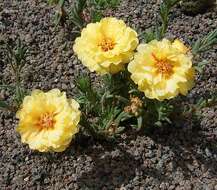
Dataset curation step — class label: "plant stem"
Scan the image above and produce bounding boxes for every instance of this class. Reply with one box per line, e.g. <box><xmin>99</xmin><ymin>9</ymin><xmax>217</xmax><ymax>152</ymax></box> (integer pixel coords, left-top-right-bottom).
<box><xmin>15</xmin><ymin>68</ymin><xmax>23</xmax><ymax>107</ymax></box>
<box><xmin>81</xmin><ymin>113</ymin><xmax>113</xmax><ymax>141</ymax></box>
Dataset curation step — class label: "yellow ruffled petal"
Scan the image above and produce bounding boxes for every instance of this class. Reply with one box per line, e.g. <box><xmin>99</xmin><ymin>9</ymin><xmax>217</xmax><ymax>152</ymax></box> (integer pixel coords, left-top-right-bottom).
<box><xmin>172</xmin><ymin>39</ymin><xmax>189</xmax><ymax>54</ymax></box>
<box><xmin>73</xmin><ymin>17</ymin><xmax>139</xmax><ymax>75</ymax></box>
<box><xmin>16</xmin><ymin>89</ymin><xmax>81</xmax><ymax>152</ymax></box>
<box><xmin>128</xmin><ymin>38</ymin><xmax>195</xmax><ymax>101</ymax></box>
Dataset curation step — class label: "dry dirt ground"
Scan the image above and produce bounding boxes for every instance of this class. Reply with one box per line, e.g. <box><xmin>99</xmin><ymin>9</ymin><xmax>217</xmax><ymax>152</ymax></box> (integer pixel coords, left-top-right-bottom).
<box><xmin>0</xmin><ymin>0</ymin><xmax>217</xmax><ymax>189</ymax></box>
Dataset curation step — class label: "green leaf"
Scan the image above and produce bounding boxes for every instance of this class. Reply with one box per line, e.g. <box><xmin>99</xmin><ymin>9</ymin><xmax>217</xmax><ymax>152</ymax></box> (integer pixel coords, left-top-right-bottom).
<box><xmin>141</xmin><ymin>28</ymin><xmax>156</xmax><ymax>43</ymax></box>
<box><xmin>54</xmin><ymin>8</ymin><xmax>64</xmax><ymax>27</ymax></box>
<box><xmin>0</xmin><ymin>100</ymin><xmax>11</xmax><ymax>110</ymax></box>
<box><xmin>116</xmin><ymin>126</ymin><xmax>125</xmax><ymax>134</ymax></box>
<box><xmin>48</xmin><ymin>0</ymin><xmax>59</xmax><ymax>5</ymax></box>
<box><xmin>196</xmin><ymin>97</ymin><xmax>207</xmax><ymax>109</ymax></box>
<box><xmin>98</xmin><ymin>0</ymin><xmax>120</xmax><ymax>8</ymax></box>
<box><xmin>0</xmin><ymin>85</ymin><xmax>15</xmax><ymax>91</ymax></box>
<box><xmin>88</xmin><ymin>0</ymin><xmax>107</xmax><ymax>23</ymax></box>
<box><xmin>14</xmin><ymin>38</ymin><xmax>28</xmax><ymax>66</ymax></box>
<box><xmin>109</xmin><ymin>0</ymin><xmax>120</xmax><ymax>8</ymax></box>
<box><xmin>192</xmin><ymin>29</ymin><xmax>217</xmax><ymax>54</ymax></box>
<box><xmin>154</xmin><ymin>121</ymin><xmax>163</xmax><ymax>127</ymax></box>
<box><xmin>74</xmin><ymin>74</ymin><xmax>100</xmax><ymax>114</ymax></box>
<box><xmin>75</xmin><ymin>75</ymin><xmax>92</xmax><ymax>93</ymax></box>
<box><xmin>137</xmin><ymin>116</ymin><xmax>143</xmax><ymax>129</ymax></box>
<box><xmin>154</xmin><ymin>101</ymin><xmax>174</xmax><ymax>126</ymax></box>
<box><xmin>114</xmin><ymin>111</ymin><xmax>132</xmax><ymax>126</ymax></box>
<box><xmin>157</xmin><ymin>0</ymin><xmax>180</xmax><ymax>39</ymax></box>
<box><xmin>195</xmin><ymin>91</ymin><xmax>217</xmax><ymax>109</ymax></box>
<box><xmin>68</xmin><ymin>0</ymin><xmax>87</xmax><ymax>28</ymax></box>
<box><xmin>91</xmin><ymin>10</ymin><xmax>103</xmax><ymax>22</ymax></box>
<box><xmin>194</xmin><ymin>60</ymin><xmax>209</xmax><ymax>73</ymax></box>
<box><xmin>2</xmin><ymin>38</ymin><xmax>27</xmax><ymax>110</ymax></box>
<box><xmin>58</xmin><ymin>0</ymin><xmax>65</xmax><ymax>6</ymax></box>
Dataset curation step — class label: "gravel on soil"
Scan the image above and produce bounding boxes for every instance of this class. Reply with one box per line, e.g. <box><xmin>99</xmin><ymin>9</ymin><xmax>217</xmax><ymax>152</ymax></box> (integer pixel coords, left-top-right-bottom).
<box><xmin>0</xmin><ymin>0</ymin><xmax>217</xmax><ymax>189</ymax></box>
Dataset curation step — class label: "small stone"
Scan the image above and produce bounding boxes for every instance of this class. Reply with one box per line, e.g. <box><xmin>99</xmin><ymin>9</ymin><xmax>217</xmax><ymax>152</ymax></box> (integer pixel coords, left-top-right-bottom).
<box><xmin>69</xmin><ymin>68</ymin><xmax>74</xmax><ymax>74</ymax></box>
<box><xmin>24</xmin><ymin>177</ymin><xmax>29</xmax><ymax>182</ymax></box>
<box><xmin>61</xmin><ymin>83</ymin><xmax>68</xmax><ymax>90</ymax></box>
<box><xmin>205</xmin><ymin>148</ymin><xmax>212</xmax><ymax>157</ymax></box>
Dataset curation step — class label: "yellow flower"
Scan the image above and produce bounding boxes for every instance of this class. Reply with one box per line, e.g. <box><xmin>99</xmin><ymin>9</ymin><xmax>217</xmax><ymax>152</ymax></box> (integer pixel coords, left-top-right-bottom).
<box><xmin>172</xmin><ymin>39</ymin><xmax>189</xmax><ymax>54</ymax></box>
<box><xmin>16</xmin><ymin>89</ymin><xmax>81</xmax><ymax>152</ymax></box>
<box><xmin>73</xmin><ymin>17</ymin><xmax>139</xmax><ymax>75</ymax></box>
<box><xmin>128</xmin><ymin>39</ymin><xmax>195</xmax><ymax>101</ymax></box>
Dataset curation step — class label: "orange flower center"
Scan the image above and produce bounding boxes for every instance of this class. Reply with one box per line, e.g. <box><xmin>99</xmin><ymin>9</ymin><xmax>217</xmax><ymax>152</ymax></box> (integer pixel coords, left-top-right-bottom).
<box><xmin>152</xmin><ymin>53</ymin><xmax>173</xmax><ymax>77</ymax></box>
<box><xmin>37</xmin><ymin>113</ymin><xmax>56</xmax><ymax>130</ymax></box>
<box><xmin>99</xmin><ymin>38</ymin><xmax>115</xmax><ymax>52</ymax></box>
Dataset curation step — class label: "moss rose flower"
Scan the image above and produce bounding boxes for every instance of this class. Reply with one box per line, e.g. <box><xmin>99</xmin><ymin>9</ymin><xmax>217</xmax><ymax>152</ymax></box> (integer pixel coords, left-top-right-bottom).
<box><xmin>16</xmin><ymin>89</ymin><xmax>80</xmax><ymax>152</ymax></box>
<box><xmin>73</xmin><ymin>17</ymin><xmax>139</xmax><ymax>75</ymax></box>
<box><xmin>128</xmin><ymin>39</ymin><xmax>195</xmax><ymax>101</ymax></box>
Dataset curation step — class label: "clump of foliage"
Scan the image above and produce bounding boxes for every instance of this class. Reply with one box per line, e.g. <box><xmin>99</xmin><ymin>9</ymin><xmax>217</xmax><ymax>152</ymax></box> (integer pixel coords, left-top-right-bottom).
<box><xmin>68</xmin><ymin>0</ymin><xmax>88</xmax><ymax>29</ymax></box>
<box><xmin>47</xmin><ymin>0</ymin><xmax>121</xmax><ymax>30</ymax></box>
<box><xmin>48</xmin><ymin>0</ymin><xmax>67</xmax><ymax>27</ymax></box>
<box><xmin>142</xmin><ymin>0</ymin><xmax>180</xmax><ymax>42</ymax></box>
<box><xmin>1</xmin><ymin>0</ymin><xmax>217</xmax><ymax>152</ymax></box>
<box><xmin>192</xmin><ymin>29</ymin><xmax>217</xmax><ymax>55</ymax></box>
<box><xmin>0</xmin><ymin>38</ymin><xmax>28</xmax><ymax>112</ymax></box>
<box><xmin>75</xmin><ymin>73</ymin><xmax>132</xmax><ymax>140</ymax></box>
<box><xmin>72</xmin><ymin>0</ymin><xmax>217</xmax><ymax>140</ymax></box>
<box><xmin>88</xmin><ymin>0</ymin><xmax>120</xmax><ymax>22</ymax></box>
<box><xmin>48</xmin><ymin>0</ymin><xmax>120</xmax><ymax>30</ymax></box>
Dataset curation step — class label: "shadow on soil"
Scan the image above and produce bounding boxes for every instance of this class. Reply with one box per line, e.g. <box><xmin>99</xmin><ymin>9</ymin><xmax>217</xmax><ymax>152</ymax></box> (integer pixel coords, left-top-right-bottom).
<box><xmin>74</xmin><ymin>125</ymin><xmax>217</xmax><ymax>189</ymax></box>
<box><xmin>150</xmin><ymin>126</ymin><xmax>217</xmax><ymax>177</ymax></box>
<box><xmin>77</xmin><ymin>143</ymin><xmax>172</xmax><ymax>189</ymax></box>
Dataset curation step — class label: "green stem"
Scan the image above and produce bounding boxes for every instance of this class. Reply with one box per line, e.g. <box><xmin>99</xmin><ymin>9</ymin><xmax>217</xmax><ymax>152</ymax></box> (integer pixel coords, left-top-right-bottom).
<box><xmin>161</xmin><ymin>21</ymin><xmax>168</xmax><ymax>38</ymax></box>
<box><xmin>15</xmin><ymin>69</ymin><xmax>23</xmax><ymax>107</ymax></box>
<box><xmin>106</xmin><ymin>95</ymin><xmax>129</xmax><ymax>104</ymax></box>
<box><xmin>81</xmin><ymin>113</ymin><xmax>113</xmax><ymax>141</ymax></box>
<box><xmin>0</xmin><ymin>101</ymin><xmax>15</xmax><ymax>112</ymax></box>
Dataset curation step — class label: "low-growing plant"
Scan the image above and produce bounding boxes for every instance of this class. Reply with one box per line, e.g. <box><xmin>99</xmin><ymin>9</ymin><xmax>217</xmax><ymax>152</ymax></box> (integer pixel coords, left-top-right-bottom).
<box><xmin>72</xmin><ymin>0</ymin><xmax>217</xmax><ymax>140</ymax></box>
<box><xmin>90</xmin><ymin>0</ymin><xmax>120</xmax><ymax>9</ymax></box>
<box><xmin>88</xmin><ymin>0</ymin><xmax>121</xmax><ymax>22</ymax></box>
<box><xmin>0</xmin><ymin>38</ymin><xmax>28</xmax><ymax>112</ymax></box>
<box><xmin>74</xmin><ymin>73</ymin><xmax>133</xmax><ymax>140</ymax></box>
<box><xmin>1</xmin><ymin>0</ymin><xmax>217</xmax><ymax>152</ymax></box>
<box><xmin>47</xmin><ymin>0</ymin><xmax>67</xmax><ymax>27</ymax></box>
<box><xmin>142</xmin><ymin>0</ymin><xmax>180</xmax><ymax>42</ymax></box>
<box><xmin>192</xmin><ymin>29</ymin><xmax>217</xmax><ymax>55</ymax></box>
<box><xmin>48</xmin><ymin>0</ymin><xmax>121</xmax><ymax>30</ymax></box>
<box><xmin>48</xmin><ymin>0</ymin><xmax>59</xmax><ymax>5</ymax></box>
<box><xmin>47</xmin><ymin>0</ymin><xmax>85</xmax><ymax>31</ymax></box>
<box><xmin>68</xmin><ymin>0</ymin><xmax>88</xmax><ymax>29</ymax></box>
